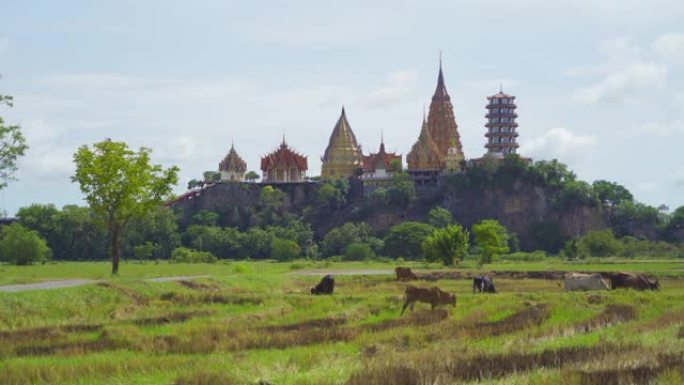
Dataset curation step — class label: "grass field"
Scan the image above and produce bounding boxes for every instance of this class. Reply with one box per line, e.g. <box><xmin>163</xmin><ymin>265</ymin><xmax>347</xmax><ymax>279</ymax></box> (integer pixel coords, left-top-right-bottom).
<box><xmin>1</xmin><ymin>259</ymin><xmax>684</xmax><ymax>384</ymax></box>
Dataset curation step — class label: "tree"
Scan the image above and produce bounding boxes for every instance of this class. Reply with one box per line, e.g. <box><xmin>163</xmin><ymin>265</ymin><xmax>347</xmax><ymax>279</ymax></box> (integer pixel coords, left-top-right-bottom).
<box><xmin>241</xmin><ymin>227</ymin><xmax>274</xmax><ymax>259</ymax></box>
<box><xmin>133</xmin><ymin>242</ymin><xmax>157</xmax><ymax>261</ymax></box>
<box><xmin>72</xmin><ymin>139</ymin><xmax>179</xmax><ymax>274</ymax></box>
<box><xmin>191</xmin><ymin>209</ymin><xmax>219</xmax><ymax>226</ymax></box>
<box><xmin>0</xmin><ymin>92</ymin><xmax>29</xmax><ymax>189</ymax></box>
<box><xmin>664</xmin><ymin>206</ymin><xmax>684</xmax><ymax>242</ymax></box>
<box><xmin>271</xmin><ymin>238</ymin><xmax>301</xmax><ymax>261</ymax></box>
<box><xmin>592</xmin><ymin>180</ymin><xmax>633</xmax><ymax>207</ymax></box>
<box><xmin>187</xmin><ymin>179</ymin><xmax>204</xmax><ymax>190</ymax></box>
<box><xmin>345</xmin><ymin>242</ymin><xmax>374</xmax><ymax>260</ymax></box>
<box><xmin>124</xmin><ymin>207</ymin><xmax>180</xmax><ymax>260</ymax></box>
<box><xmin>0</xmin><ymin>223</ymin><xmax>51</xmax><ymax>265</ymax></box>
<box><xmin>321</xmin><ymin>222</ymin><xmax>372</xmax><ymax>257</ymax></box>
<box><xmin>183</xmin><ymin>225</ymin><xmax>243</xmax><ymax>258</ymax></box>
<box><xmin>388</xmin><ymin>172</ymin><xmax>416</xmax><ymax>206</ymax></box>
<box><xmin>427</xmin><ymin>207</ymin><xmax>453</xmax><ymax>228</ymax></box>
<box><xmin>472</xmin><ymin>219</ymin><xmax>510</xmax><ymax>265</ymax></box>
<box><xmin>316</xmin><ymin>180</ymin><xmax>349</xmax><ymax>211</ymax></box>
<box><xmin>389</xmin><ymin>158</ymin><xmax>402</xmax><ymax>173</ymax></box>
<box><xmin>245</xmin><ymin>171</ymin><xmax>260</xmax><ymax>183</ymax></box>
<box><xmin>203</xmin><ymin>171</ymin><xmax>220</xmax><ymax>183</ymax></box>
<box><xmin>577</xmin><ymin>229</ymin><xmax>624</xmax><ymax>258</ymax></box>
<box><xmin>529</xmin><ymin>159</ymin><xmax>576</xmax><ymax>188</ymax></box>
<box><xmin>383</xmin><ymin>221</ymin><xmax>435</xmax><ymax>260</ymax></box>
<box><xmin>422</xmin><ymin>224</ymin><xmax>469</xmax><ymax>265</ymax></box>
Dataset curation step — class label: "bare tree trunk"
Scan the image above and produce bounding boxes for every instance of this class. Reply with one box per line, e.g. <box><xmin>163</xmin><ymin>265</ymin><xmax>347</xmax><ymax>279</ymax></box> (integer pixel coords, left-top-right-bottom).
<box><xmin>110</xmin><ymin>224</ymin><xmax>121</xmax><ymax>275</ymax></box>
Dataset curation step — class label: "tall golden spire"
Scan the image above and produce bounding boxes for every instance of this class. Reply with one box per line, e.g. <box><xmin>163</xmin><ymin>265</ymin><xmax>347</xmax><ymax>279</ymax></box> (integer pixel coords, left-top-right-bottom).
<box><xmin>427</xmin><ymin>57</ymin><xmax>464</xmax><ymax>164</ymax></box>
<box><xmin>321</xmin><ymin>106</ymin><xmax>363</xmax><ymax>180</ymax></box>
<box><xmin>407</xmin><ymin>113</ymin><xmax>443</xmax><ymax>170</ymax></box>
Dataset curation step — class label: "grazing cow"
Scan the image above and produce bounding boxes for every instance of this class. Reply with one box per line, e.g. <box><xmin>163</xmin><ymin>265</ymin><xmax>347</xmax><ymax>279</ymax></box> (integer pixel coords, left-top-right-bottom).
<box><xmin>395</xmin><ymin>267</ymin><xmax>418</xmax><ymax>282</ymax></box>
<box><xmin>310</xmin><ymin>275</ymin><xmax>335</xmax><ymax>295</ymax></box>
<box><xmin>473</xmin><ymin>275</ymin><xmax>496</xmax><ymax>293</ymax></box>
<box><xmin>604</xmin><ymin>272</ymin><xmax>660</xmax><ymax>291</ymax></box>
<box><xmin>563</xmin><ymin>273</ymin><xmax>610</xmax><ymax>291</ymax></box>
<box><xmin>401</xmin><ymin>286</ymin><xmax>456</xmax><ymax>315</ymax></box>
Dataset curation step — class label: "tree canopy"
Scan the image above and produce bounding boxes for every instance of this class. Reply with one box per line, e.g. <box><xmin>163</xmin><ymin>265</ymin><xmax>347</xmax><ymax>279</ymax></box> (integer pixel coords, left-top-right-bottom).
<box><xmin>472</xmin><ymin>219</ymin><xmax>510</xmax><ymax>265</ymax></box>
<box><xmin>0</xmin><ymin>93</ymin><xmax>29</xmax><ymax>189</ymax></box>
<box><xmin>422</xmin><ymin>224</ymin><xmax>469</xmax><ymax>265</ymax></box>
<box><xmin>0</xmin><ymin>223</ymin><xmax>52</xmax><ymax>265</ymax></box>
<box><xmin>72</xmin><ymin>139</ymin><xmax>179</xmax><ymax>274</ymax></box>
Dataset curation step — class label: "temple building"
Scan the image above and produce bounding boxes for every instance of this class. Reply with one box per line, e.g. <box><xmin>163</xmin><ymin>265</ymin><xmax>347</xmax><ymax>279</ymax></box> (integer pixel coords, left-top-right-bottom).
<box><xmin>361</xmin><ymin>136</ymin><xmax>402</xmax><ymax>193</ymax></box>
<box><xmin>484</xmin><ymin>88</ymin><xmax>519</xmax><ymax>156</ymax></box>
<box><xmin>444</xmin><ymin>136</ymin><xmax>464</xmax><ymax>172</ymax></box>
<box><xmin>427</xmin><ymin>60</ymin><xmax>464</xmax><ymax>167</ymax></box>
<box><xmin>321</xmin><ymin>107</ymin><xmax>364</xmax><ymax>180</ymax></box>
<box><xmin>260</xmin><ymin>138</ymin><xmax>308</xmax><ymax>183</ymax></box>
<box><xmin>407</xmin><ymin>113</ymin><xmax>443</xmax><ymax>186</ymax></box>
<box><xmin>218</xmin><ymin>143</ymin><xmax>247</xmax><ymax>182</ymax></box>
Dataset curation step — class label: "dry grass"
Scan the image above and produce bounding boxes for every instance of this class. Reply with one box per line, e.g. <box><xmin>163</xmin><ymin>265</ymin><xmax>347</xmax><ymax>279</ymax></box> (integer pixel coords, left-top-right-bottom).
<box><xmin>160</xmin><ymin>291</ymin><xmax>264</xmax><ymax>306</ymax></box>
<box><xmin>133</xmin><ymin>310</ymin><xmax>214</xmax><ymax>326</ymax></box>
<box><xmin>96</xmin><ymin>281</ymin><xmax>149</xmax><ymax>305</ymax></box>
<box><xmin>174</xmin><ymin>371</ymin><xmax>241</xmax><ymax>385</ymax></box>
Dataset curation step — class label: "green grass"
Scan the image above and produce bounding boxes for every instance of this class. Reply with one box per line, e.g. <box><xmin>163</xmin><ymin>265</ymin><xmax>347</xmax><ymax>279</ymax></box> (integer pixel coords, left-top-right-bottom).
<box><xmin>1</xmin><ymin>259</ymin><xmax>684</xmax><ymax>384</ymax></box>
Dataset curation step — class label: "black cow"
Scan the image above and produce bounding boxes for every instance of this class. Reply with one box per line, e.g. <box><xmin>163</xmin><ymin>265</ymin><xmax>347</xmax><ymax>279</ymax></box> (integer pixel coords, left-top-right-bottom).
<box><xmin>473</xmin><ymin>275</ymin><xmax>496</xmax><ymax>293</ymax></box>
<box><xmin>311</xmin><ymin>275</ymin><xmax>335</xmax><ymax>295</ymax></box>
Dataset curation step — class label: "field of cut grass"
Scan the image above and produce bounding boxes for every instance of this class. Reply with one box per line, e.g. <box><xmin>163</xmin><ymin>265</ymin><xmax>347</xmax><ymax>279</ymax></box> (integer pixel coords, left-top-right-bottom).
<box><xmin>1</xmin><ymin>259</ymin><xmax>684</xmax><ymax>384</ymax></box>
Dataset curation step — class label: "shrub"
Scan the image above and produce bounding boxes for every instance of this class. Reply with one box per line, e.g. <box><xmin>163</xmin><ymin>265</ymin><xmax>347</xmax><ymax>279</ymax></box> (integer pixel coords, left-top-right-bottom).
<box><xmin>0</xmin><ymin>223</ymin><xmax>52</xmax><ymax>265</ymax></box>
<box><xmin>472</xmin><ymin>219</ymin><xmax>510</xmax><ymax>265</ymax></box>
<box><xmin>344</xmin><ymin>242</ymin><xmax>374</xmax><ymax>261</ymax></box>
<box><xmin>170</xmin><ymin>247</ymin><xmax>217</xmax><ymax>263</ymax></box>
<box><xmin>271</xmin><ymin>238</ymin><xmax>301</xmax><ymax>261</ymax></box>
<box><xmin>422</xmin><ymin>224</ymin><xmax>469</xmax><ymax>265</ymax></box>
<box><xmin>384</xmin><ymin>222</ymin><xmax>435</xmax><ymax>260</ymax></box>
<box><xmin>232</xmin><ymin>262</ymin><xmax>253</xmax><ymax>273</ymax></box>
<box><xmin>321</xmin><ymin>222</ymin><xmax>372</xmax><ymax>257</ymax></box>
<box><xmin>577</xmin><ymin>229</ymin><xmax>624</xmax><ymax>258</ymax></box>
<box><xmin>427</xmin><ymin>207</ymin><xmax>453</xmax><ymax>228</ymax></box>
<box><xmin>498</xmin><ymin>251</ymin><xmax>548</xmax><ymax>262</ymax></box>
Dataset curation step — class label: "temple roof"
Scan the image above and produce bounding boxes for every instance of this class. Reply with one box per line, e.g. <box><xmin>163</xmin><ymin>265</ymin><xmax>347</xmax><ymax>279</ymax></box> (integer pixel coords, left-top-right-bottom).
<box><xmin>363</xmin><ymin>139</ymin><xmax>401</xmax><ymax>172</ymax></box>
<box><xmin>260</xmin><ymin>139</ymin><xmax>308</xmax><ymax>171</ymax></box>
<box><xmin>219</xmin><ymin>144</ymin><xmax>247</xmax><ymax>172</ymax></box>
<box><xmin>322</xmin><ymin>107</ymin><xmax>362</xmax><ymax>163</ymax></box>
<box><xmin>407</xmin><ymin>115</ymin><xmax>443</xmax><ymax>170</ymax></box>
<box><xmin>432</xmin><ymin>61</ymin><xmax>451</xmax><ymax>102</ymax></box>
<box><xmin>488</xmin><ymin>91</ymin><xmax>515</xmax><ymax>99</ymax></box>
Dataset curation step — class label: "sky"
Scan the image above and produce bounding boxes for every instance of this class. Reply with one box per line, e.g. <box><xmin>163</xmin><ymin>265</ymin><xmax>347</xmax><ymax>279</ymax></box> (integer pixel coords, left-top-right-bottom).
<box><xmin>0</xmin><ymin>0</ymin><xmax>683</xmax><ymax>215</ymax></box>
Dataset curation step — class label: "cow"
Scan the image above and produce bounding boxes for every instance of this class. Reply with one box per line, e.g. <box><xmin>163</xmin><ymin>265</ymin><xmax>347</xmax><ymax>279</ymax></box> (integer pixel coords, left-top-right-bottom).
<box><xmin>401</xmin><ymin>285</ymin><xmax>456</xmax><ymax>315</ymax></box>
<box><xmin>473</xmin><ymin>275</ymin><xmax>496</xmax><ymax>293</ymax></box>
<box><xmin>563</xmin><ymin>273</ymin><xmax>610</xmax><ymax>291</ymax></box>
<box><xmin>604</xmin><ymin>272</ymin><xmax>660</xmax><ymax>291</ymax></box>
<box><xmin>310</xmin><ymin>275</ymin><xmax>335</xmax><ymax>295</ymax></box>
<box><xmin>395</xmin><ymin>267</ymin><xmax>418</xmax><ymax>282</ymax></box>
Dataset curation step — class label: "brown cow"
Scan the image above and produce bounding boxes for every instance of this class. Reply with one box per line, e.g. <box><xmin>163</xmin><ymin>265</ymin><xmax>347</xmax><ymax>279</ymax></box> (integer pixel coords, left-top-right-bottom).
<box><xmin>604</xmin><ymin>272</ymin><xmax>660</xmax><ymax>291</ymax></box>
<box><xmin>395</xmin><ymin>267</ymin><xmax>418</xmax><ymax>282</ymax></box>
<box><xmin>401</xmin><ymin>286</ymin><xmax>456</xmax><ymax>315</ymax></box>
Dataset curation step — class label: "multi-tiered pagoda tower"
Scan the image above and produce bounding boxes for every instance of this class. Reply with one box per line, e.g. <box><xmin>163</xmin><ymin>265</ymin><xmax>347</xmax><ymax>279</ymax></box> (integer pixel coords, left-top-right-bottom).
<box><xmin>321</xmin><ymin>107</ymin><xmax>364</xmax><ymax>180</ymax></box>
<box><xmin>427</xmin><ymin>60</ymin><xmax>464</xmax><ymax>167</ymax></box>
<box><xmin>484</xmin><ymin>89</ymin><xmax>519</xmax><ymax>156</ymax></box>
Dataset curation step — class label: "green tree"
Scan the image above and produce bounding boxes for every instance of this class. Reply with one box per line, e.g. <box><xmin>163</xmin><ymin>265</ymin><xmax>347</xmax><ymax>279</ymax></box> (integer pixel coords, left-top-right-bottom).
<box><xmin>0</xmin><ymin>92</ymin><xmax>29</xmax><ymax>189</ymax></box>
<box><xmin>344</xmin><ymin>242</ymin><xmax>374</xmax><ymax>260</ymax></box>
<box><xmin>192</xmin><ymin>209</ymin><xmax>219</xmax><ymax>226</ymax></box>
<box><xmin>427</xmin><ymin>207</ymin><xmax>453</xmax><ymax>228</ymax></box>
<box><xmin>529</xmin><ymin>159</ymin><xmax>576</xmax><ymax>188</ymax></box>
<box><xmin>422</xmin><ymin>224</ymin><xmax>469</xmax><ymax>265</ymax></box>
<box><xmin>472</xmin><ymin>219</ymin><xmax>510</xmax><ymax>265</ymax></box>
<box><xmin>664</xmin><ymin>206</ymin><xmax>684</xmax><ymax>242</ymax></box>
<box><xmin>124</xmin><ymin>207</ymin><xmax>180</xmax><ymax>259</ymax></box>
<box><xmin>55</xmin><ymin>205</ymin><xmax>108</xmax><ymax>260</ymax></box>
<box><xmin>72</xmin><ymin>139</ymin><xmax>179</xmax><ymax>274</ymax></box>
<box><xmin>203</xmin><ymin>171</ymin><xmax>220</xmax><ymax>183</ymax></box>
<box><xmin>245</xmin><ymin>171</ymin><xmax>260</xmax><ymax>183</ymax></box>
<box><xmin>592</xmin><ymin>180</ymin><xmax>634</xmax><ymax>207</ymax></box>
<box><xmin>387</xmin><ymin>172</ymin><xmax>416</xmax><ymax>207</ymax></box>
<box><xmin>577</xmin><ymin>229</ymin><xmax>624</xmax><ymax>258</ymax></box>
<box><xmin>241</xmin><ymin>227</ymin><xmax>274</xmax><ymax>259</ymax></box>
<box><xmin>170</xmin><ymin>247</ymin><xmax>217</xmax><ymax>263</ymax></box>
<box><xmin>389</xmin><ymin>158</ymin><xmax>402</xmax><ymax>173</ymax></box>
<box><xmin>271</xmin><ymin>238</ymin><xmax>301</xmax><ymax>261</ymax></box>
<box><xmin>383</xmin><ymin>221</ymin><xmax>435</xmax><ymax>260</ymax></box>
<box><xmin>316</xmin><ymin>180</ymin><xmax>349</xmax><ymax>211</ymax></box>
<box><xmin>321</xmin><ymin>222</ymin><xmax>372</xmax><ymax>257</ymax></box>
<box><xmin>264</xmin><ymin>219</ymin><xmax>314</xmax><ymax>251</ymax></box>
<box><xmin>0</xmin><ymin>223</ymin><xmax>51</xmax><ymax>265</ymax></box>
<box><xmin>187</xmin><ymin>179</ymin><xmax>203</xmax><ymax>190</ymax></box>
<box><xmin>183</xmin><ymin>225</ymin><xmax>243</xmax><ymax>258</ymax></box>
<box><xmin>133</xmin><ymin>242</ymin><xmax>157</xmax><ymax>261</ymax></box>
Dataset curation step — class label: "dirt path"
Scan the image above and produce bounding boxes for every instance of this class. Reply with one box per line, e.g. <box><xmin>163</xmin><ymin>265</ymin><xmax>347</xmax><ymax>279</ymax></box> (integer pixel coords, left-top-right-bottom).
<box><xmin>293</xmin><ymin>269</ymin><xmax>394</xmax><ymax>276</ymax></box>
<box><xmin>0</xmin><ymin>275</ymin><xmax>211</xmax><ymax>293</ymax></box>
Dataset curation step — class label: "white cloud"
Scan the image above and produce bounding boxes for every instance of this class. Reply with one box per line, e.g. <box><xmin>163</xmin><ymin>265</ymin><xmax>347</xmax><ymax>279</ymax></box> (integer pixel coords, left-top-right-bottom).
<box><xmin>365</xmin><ymin>70</ymin><xmax>418</xmax><ymax>107</ymax></box>
<box><xmin>519</xmin><ymin>127</ymin><xmax>598</xmax><ymax>161</ymax></box>
<box><xmin>667</xmin><ymin>171</ymin><xmax>684</xmax><ymax>186</ymax></box>
<box><xmin>653</xmin><ymin>33</ymin><xmax>684</xmax><ymax>64</ymax></box>
<box><xmin>638</xmin><ymin>120</ymin><xmax>684</xmax><ymax>136</ymax></box>
<box><xmin>572</xmin><ymin>62</ymin><xmax>667</xmax><ymax>104</ymax></box>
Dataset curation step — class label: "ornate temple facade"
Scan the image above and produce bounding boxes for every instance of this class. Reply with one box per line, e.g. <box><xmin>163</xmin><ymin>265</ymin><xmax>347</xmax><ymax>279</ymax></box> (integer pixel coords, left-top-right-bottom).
<box><xmin>484</xmin><ymin>89</ymin><xmax>519</xmax><ymax>156</ymax></box>
<box><xmin>260</xmin><ymin>139</ymin><xmax>308</xmax><ymax>183</ymax></box>
<box><xmin>407</xmin><ymin>113</ymin><xmax>444</xmax><ymax>185</ymax></box>
<box><xmin>321</xmin><ymin>107</ymin><xmax>364</xmax><ymax>180</ymax></box>
<box><xmin>218</xmin><ymin>143</ymin><xmax>247</xmax><ymax>182</ymax></box>
<box><xmin>361</xmin><ymin>137</ymin><xmax>402</xmax><ymax>193</ymax></box>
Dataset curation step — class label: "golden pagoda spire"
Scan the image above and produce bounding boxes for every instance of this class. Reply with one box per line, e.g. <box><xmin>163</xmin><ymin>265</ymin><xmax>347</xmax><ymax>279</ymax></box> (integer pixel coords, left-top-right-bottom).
<box><xmin>407</xmin><ymin>113</ymin><xmax>443</xmax><ymax>170</ymax></box>
<box><xmin>321</xmin><ymin>106</ymin><xmax>363</xmax><ymax>180</ymax></box>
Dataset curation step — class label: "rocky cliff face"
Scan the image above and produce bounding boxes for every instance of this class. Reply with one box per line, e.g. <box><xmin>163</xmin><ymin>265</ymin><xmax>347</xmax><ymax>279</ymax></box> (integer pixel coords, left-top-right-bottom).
<box><xmin>171</xmin><ymin>179</ymin><xmax>607</xmax><ymax>252</ymax></box>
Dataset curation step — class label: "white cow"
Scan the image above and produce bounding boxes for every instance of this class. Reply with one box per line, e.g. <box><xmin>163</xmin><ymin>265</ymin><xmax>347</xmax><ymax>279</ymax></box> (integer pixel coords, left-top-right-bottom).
<box><xmin>563</xmin><ymin>273</ymin><xmax>610</xmax><ymax>291</ymax></box>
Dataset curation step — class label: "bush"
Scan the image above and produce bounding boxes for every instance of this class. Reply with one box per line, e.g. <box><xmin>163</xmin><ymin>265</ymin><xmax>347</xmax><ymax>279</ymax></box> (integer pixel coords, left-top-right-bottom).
<box><xmin>321</xmin><ymin>222</ymin><xmax>372</xmax><ymax>257</ymax></box>
<box><xmin>232</xmin><ymin>262</ymin><xmax>253</xmax><ymax>273</ymax></box>
<box><xmin>497</xmin><ymin>251</ymin><xmax>548</xmax><ymax>262</ymax></box>
<box><xmin>383</xmin><ymin>222</ymin><xmax>435</xmax><ymax>260</ymax></box>
<box><xmin>271</xmin><ymin>238</ymin><xmax>301</xmax><ymax>261</ymax></box>
<box><xmin>577</xmin><ymin>229</ymin><xmax>624</xmax><ymax>258</ymax></box>
<box><xmin>0</xmin><ymin>223</ymin><xmax>52</xmax><ymax>265</ymax></box>
<box><xmin>170</xmin><ymin>247</ymin><xmax>217</xmax><ymax>263</ymax></box>
<box><xmin>344</xmin><ymin>242</ymin><xmax>374</xmax><ymax>261</ymax></box>
<box><xmin>422</xmin><ymin>224</ymin><xmax>469</xmax><ymax>265</ymax></box>
<box><xmin>472</xmin><ymin>219</ymin><xmax>510</xmax><ymax>265</ymax></box>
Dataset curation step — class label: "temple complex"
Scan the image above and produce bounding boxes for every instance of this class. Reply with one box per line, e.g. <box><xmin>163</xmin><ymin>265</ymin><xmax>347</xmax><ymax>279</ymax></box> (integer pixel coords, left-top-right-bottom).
<box><xmin>218</xmin><ymin>143</ymin><xmax>247</xmax><ymax>182</ymax></box>
<box><xmin>484</xmin><ymin>88</ymin><xmax>519</xmax><ymax>156</ymax></box>
<box><xmin>321</xmin><ymin>107</ymin><xmax>364</xmax><ymax>180</ymax></box>
<box><xmin>361</xmin><ymin>136</ymin><xmax>402</xmax><ymax>193</ymax></box>
<box><xmin>260</xmin><ymin>139</ymin><xmax>308</xmax><ymax>183</ymax></box>
<box><xmin>427</xmin><ymin>60</ymin><xmax>464</xmax><ymax>167</ymax></box>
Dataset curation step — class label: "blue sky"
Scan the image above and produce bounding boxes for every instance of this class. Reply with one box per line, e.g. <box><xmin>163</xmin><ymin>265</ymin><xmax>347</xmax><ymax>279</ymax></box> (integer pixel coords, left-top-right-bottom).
<box><xmin>0</xmin><ymin>0</ymin><xmax>683</xmax><ymax>215</ymax></box>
